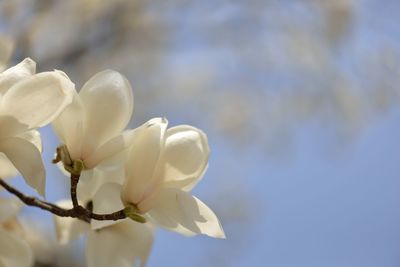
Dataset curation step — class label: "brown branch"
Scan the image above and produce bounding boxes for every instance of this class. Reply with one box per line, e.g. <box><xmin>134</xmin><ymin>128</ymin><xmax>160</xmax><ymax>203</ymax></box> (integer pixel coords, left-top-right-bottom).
<box><xmin>70</xmin><ymin>173</ymin><xmax>80</xmax><ymax>208</ymax></box>
<box><xmin>0</xmin><ymin>146</ymin><xmax>131</xmax><ymax>223</ymax></box>
<box><xmin>69</xmin><ymin>173</ymin><xmax>127</xmax><ymax>221</ymax></box>
<box><xmin>0</xmin><ymin>178</ymin><xmax>72</xmax><ymax>217</ymax></box>
<box><xmin>90</xmin><ymin>209</ymin><xmax>126</xmax><ymax>221</ymax></box>
<box><xmin>0</xmin><ymin>178</ymin><xmax>127</xmax><ymax>222</ymax></box>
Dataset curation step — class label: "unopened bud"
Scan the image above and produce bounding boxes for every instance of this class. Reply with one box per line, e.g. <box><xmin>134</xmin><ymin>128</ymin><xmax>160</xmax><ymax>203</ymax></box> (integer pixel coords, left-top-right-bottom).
<box><xmin>64</xmin><ymin>159</ymin><xmax>84</xmax><ymax>175</ymax></box>
<box><xmin>123</xmin><ymin>205</ymin><xmax>146</xmax><ymax>223</ymax></box>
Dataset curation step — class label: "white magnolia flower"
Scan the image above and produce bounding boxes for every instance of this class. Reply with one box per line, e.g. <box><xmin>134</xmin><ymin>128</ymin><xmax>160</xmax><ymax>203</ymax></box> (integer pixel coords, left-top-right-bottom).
<box><xmin>54</xmin><ymin>168</ymin><xmax>154</xmax><ymax>267</ymax></box>
<box><xmin>0</xmin><ymin>197</ymin><xmax>33</xmax><ymax>267</ymax></box>
<box><xmin>52</xmin><ymin>70</ymin><xmax>135</xmax><ymax>170</ymax></box>
<box><xmin>0</xmin><ymin>58</ymin><xmax>74</xmax><ymax>195</ymax></box>
<box><xmin>121</xmin><ymin>118</ymin><xmax>225</xmax><ymax>238</ymax></box>
<box><xmin>0</xmin><ymin>59</ymin><xmax>42</xmax><ymax>179</ymax></box>
<box><xmin>0</xmin><ymin>130</ymin><xmax>42</xmax><ymax>179</ymax></box>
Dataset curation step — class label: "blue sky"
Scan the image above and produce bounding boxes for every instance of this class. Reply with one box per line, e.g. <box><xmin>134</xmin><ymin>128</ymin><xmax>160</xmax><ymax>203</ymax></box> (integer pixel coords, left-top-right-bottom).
<box><xmin>146</xmin><ymin>106</ymin><xmax>400</xmax><ymax>267</ymax></box>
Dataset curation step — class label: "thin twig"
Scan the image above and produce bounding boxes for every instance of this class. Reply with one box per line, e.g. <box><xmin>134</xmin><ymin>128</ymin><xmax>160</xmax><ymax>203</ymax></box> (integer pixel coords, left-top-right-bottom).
<box><xmin>90</xmin><ymin>209</ymin><xmax>126</xmax><ymax>221</ymax></box>
<box><xmin>0</xmin><ymin>178</ymin><xmax>127</xmax><ymax>221</ymax></box>
<box><xmin>0</xmin><ymin>178</ymin><xmax>72</xmax><ymax>217</ymax></box>
<box><xmin>70</xmin><ymin>173</ymin><xmax>80</xmax><ymax>208</ymax></box>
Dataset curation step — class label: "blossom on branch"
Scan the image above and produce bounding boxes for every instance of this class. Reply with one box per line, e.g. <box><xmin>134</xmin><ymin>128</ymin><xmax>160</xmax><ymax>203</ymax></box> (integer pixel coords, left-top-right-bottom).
<box><xmin>0</xmin><ymin>59</ymin><xmax>74</xmax><ymax>195</ymax></box>
<box><xmin>52</xmin><ymin>70</ymin><xmax>135</xmax><ymax>171</ymax></box>
<box><xmin>121</xmin><ymin>118</ymin><xmax>225</xmax><ymax>238</ymax></box>
<box><xmin>0</xmin><ymin>57</ymin><xmax>224</xmax><ymax>266</ymax></box>
<box><xmin>54</xmin><ymin>168</ymin><xmax>153</xmax><ymax>267</ymax></box>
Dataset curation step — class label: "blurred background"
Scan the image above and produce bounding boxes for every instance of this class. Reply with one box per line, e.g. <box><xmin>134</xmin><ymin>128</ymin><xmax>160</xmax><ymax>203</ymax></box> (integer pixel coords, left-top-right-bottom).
<box><xmin>1</xmin><ymin>0</ymin><xmax>400</xmax><ymax>266</ymax></box>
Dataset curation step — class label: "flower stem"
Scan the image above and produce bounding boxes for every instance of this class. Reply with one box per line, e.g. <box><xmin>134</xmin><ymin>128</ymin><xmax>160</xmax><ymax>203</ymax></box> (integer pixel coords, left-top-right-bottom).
<box><xmin>70</xmin><ymin>173</ymin><xmax>80</xmax><ymax>208</ymax></box>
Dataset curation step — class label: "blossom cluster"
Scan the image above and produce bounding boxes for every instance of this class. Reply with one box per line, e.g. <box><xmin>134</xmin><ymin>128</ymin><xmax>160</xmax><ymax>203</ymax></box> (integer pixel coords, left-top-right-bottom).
<box><xmin>0</xmin><ymin>58</ymin><xmax>224</xmax><ymax>267</ymax></box>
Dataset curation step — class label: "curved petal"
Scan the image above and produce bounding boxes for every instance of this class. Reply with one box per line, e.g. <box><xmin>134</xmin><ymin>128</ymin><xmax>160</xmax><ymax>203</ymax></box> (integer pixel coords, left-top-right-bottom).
<box><xmin>86</xmin><ymin>220</ymin><xmax>153</xmax><ymax>267</ymax></box>
<box><xmin>0</xmin><ymin>137</ymin><xmax>45</xmax><ymax>196</ymax></box>
<box><xmin>77</xmin><ymin>168</ymin><xmax>125</xmax><ymax>205</ymax></box>
<box><xmin>52</xmin><ymin>91</ymin><xmax>85</xmax><ymax>160</ymax></box>
<box><xmin>18</xmin><ymin>130</ymin><xmax>42</xmax><ymax>153</ymax></box>
<box><xmin>0</xmin><ymin>70</ymin><xmax>74</xmax><ymax>131</ymax></box>
<box><xmin>94</xmin><ymin>150</ymin><xmax>129</xmax><ymax>171</ymax></box>
<box><xmin>0</xmin><ymin>58</ymin><xmax>36</xmax><ymax>95</ymax></box>
<box><xmin>0</xmin><ymin>116</ymin><xmax>28</xmax><ymax>139</ymax></box>
<box><xmin>76</xmin><ymin>169</ymin><xmax>96</xmax><ymax>204</ymax></box>
<box><xmin>148</xmin><ymin>188</ymin><xmax>225</xmax><ymax>238</ymax></box>
<box><xmin>84</xmin><ymin>129</ymin><xmax>136</xmax><ymax>169</ymax></box>
<box><xmin>0</xmin><ymin>198</ymin><xmax>21</xmax><ymax>224</ymax></box>
<box><xmin>0</xmin><ymin>227</ymin><xmax>33</xmax><ymax>267</ymax></box>
<box><xmin>0</xmin><ymin>130</ymin><xmax>41</xmax><ymax>179</ymax></box>
<box><xmin>0</xmin><ymin>153</ymin><xmax>18</xmax><ymax>179</ymax></box>
<box><xmin>162</xmin><ymin>125</ymin><xmax>209</xmax><ymax>191</ymax></box>
<box><xmin>91</xmin><ymin>183</ymin><xmax>124</xmax><ymax>230</ymax></box>
<box><xmin>79</xmin><ymin>70</ymin><xmax>133</xmax><ymax>157</ymax></box>
<box><xmin>121</xmin><ymin>118</ymin><xmax>168</xmax><ymax>205</ymax></box>
<box><xmin>53</xmin><ymin>200</ymin><xmax>90</xmax><ymax>244</ymax></box>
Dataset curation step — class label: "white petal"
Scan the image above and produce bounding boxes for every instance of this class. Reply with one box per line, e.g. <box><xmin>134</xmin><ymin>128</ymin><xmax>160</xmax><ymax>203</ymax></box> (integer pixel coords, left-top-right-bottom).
<box><xmin>53</xmin><ymin>200</ymin><xmax>90</xmax><ymax>244</ymax></box>
<box><xmin>0</xmin><ymin>58</ymin><xmax>36</xmax><ymax>95</ymax></box>
<box><xmin>0</xmin><ymin>153</ymin><xmax>18</xmax><ymax>179</ymax></box>
<box><xmin>84</xmin><ymin>129</ymin><xmax>136</xmax><ymax>169</ymax></box>
<box><xmin>148</xmin><ymin>188</ymin><xmax>225</xmax><ymax>238</ymax></box>
<box><xmin>0</xmin><ymin>137</ymin><xmax>45</xmax><ymax>196</ymax></box>
<box><xmin>162</xmin><ymin>125</ymin><xmax>209</xmax><ymax>191</ymax></box>
<box><xmin>86</xmin><ymin>220</ymin><xmax>153</xmax><ymax>267</ymax></box>
<box><xmin>91</xmin><ymin>183</ymin><xmax>124</xmax><ymax>230</ymax></box>
<box><xmin>122</xmin><ymin>118</ymin><xmax>168</xmax><ymax>205</ymax></box>
<box><xmin>0</xmin><ymin>198</ymin><xmax>21</xmax><ymax>224</ymax></box>
<box><xmin>0</xmin><ymin>116</ymin><xmax>27</xmax><ymax>139</ymax></box>
<box><xmin>0</xmin><ymin>227</ymin><xmax>33</xmax><ymax>267</ymax></box>
<box><xmin>18</xmin><ymin>130</ymin><xmax>42</xmax><ymax>152</ymax></box>
<box><xmin>0</xmin><ymin>58</ymin><xmax>35</xmax><ymax>76</ymax></box>
<box><xmin>94</xmin><ymin>150</ymin><xmax>129</xmax><ymax>171</ymax></box>
<box><xmin>76</xmin><ymin>169</ymin><xmax>96</xmax><ymax>204</ymax></box>
<box><xmin>79</xmin><ymin>70</ymin><xmax>133</xmax><ymax>156</ymax></box>
<box><xmin>52</xmin><ymin>91</ymin><xmax>85</xmax><ymax>160</ymax></box>
<box><xmin>0</xmin><ymin>130</ymin><xmax>42</xmax><ymax>179</ymax></box>
<box><xmin>77</xmin><ymin>168</ymin><xmax>125</xmax><ymax>205</ymax></box>
<box><xmin>0</xmin><ymin>70</ymin><xmax>74</xmax><ymax>131</ymax></box>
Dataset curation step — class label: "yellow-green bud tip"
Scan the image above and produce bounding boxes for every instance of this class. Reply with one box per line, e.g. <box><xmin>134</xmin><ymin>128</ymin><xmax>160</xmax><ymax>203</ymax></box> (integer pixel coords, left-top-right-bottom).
<box><xmin>124</xmin><ymin>205</ymin><xmax>146</xmax><ymax>223</ymax></box>
<box><xmin>64</xmin><ymin>159</ymin><xmax>84</xmax><ymax>175</ymax></box>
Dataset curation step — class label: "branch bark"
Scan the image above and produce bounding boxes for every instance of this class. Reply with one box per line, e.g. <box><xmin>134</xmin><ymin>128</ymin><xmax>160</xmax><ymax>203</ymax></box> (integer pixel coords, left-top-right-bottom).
<box><xmin>0</xmin><ymin>178</ymin><xmax>127</xmax><ymax>222</ymax></box>
<box><xmin>70</xmin><ymin>173</ymin><xmax>80</xmax><ymax>208</ymax></box>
